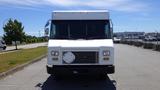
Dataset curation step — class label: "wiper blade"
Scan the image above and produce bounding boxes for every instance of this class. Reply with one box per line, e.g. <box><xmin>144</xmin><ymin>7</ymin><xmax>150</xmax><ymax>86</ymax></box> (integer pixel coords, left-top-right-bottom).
<box><xmin>87</xmin><ymin>36</ymin><xmax>105</xmax><ymax>39</ymax></box>
<box><xmin>54</xmin><ymin>35</ymin><xmax>69</xmax><ymax>39</ymax></box>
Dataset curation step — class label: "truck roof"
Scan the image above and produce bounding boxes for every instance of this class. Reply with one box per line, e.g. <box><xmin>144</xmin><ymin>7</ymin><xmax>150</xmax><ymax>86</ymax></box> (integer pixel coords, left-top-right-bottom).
<box><xmin>52</xmin><ymin>10</ymin><xmax>109</xmax><ymax>20</ymax></box>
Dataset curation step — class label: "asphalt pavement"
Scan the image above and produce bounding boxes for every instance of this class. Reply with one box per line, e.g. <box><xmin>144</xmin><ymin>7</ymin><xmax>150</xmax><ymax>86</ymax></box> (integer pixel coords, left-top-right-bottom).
<box><xmin>0</xmin><ymin>44</ymin><xmax>160</xmax><ymax>90</ymax></box>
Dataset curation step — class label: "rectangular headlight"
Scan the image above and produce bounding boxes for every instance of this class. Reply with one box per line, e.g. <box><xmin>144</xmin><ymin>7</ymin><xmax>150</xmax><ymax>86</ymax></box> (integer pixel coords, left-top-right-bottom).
<box><xmin>103</xmin><ymin>50</ymin><xmax>110</xmax><ymax>56</ymax></box>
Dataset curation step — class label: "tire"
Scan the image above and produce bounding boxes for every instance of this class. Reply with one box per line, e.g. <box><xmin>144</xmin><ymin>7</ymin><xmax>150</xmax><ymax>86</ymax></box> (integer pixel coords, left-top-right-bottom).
<box><xmin>53</xmin><ymin>74</ymin><xmax>64</xmax><ymax>80</ymax></box>
<box><xmin>3</xmin><ymin>46</ymin><xmax>6</xmax><ymax>50</ymax></box>
<box><xmin>99</xmin><ymin>74</ymin><xmax>107</xmax><ymax>80</ymax></box>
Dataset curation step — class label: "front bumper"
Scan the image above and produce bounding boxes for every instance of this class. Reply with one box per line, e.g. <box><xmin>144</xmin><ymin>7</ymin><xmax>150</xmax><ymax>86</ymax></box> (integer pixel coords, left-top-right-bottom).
<box><xmin>47</xmin><ymin>65</ymin><xmax>115</xmax><ymax>75</ymax></box>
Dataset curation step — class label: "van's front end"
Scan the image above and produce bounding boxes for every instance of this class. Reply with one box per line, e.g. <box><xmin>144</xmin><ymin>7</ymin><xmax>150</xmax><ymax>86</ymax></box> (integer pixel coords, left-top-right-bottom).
<box><xmin>46</xmin><ymin>10</ymin><xmax>114</xmax><ymax>77</ymax></box>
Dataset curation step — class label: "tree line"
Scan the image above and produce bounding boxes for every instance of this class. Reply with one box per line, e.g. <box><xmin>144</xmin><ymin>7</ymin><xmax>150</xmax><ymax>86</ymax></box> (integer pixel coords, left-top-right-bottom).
<box><xmin>3</xmin><ymin>19</ymin><xmax>47</xmax><ymax>46</ymax></box>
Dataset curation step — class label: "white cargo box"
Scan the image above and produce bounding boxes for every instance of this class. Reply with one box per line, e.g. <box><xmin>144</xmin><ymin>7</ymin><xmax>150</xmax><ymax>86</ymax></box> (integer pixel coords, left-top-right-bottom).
<box><xmin>52</xmin><ymin>10</ymin><xmax>109</xmax><ymax>20</ymax></box>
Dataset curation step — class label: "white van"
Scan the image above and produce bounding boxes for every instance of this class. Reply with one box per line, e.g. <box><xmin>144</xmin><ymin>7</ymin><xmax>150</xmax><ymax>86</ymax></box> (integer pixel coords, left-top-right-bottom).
<box><xmin>45</xmin><ymin>10</ymin><xmax>114</xmax><ymax>78</ymax></box>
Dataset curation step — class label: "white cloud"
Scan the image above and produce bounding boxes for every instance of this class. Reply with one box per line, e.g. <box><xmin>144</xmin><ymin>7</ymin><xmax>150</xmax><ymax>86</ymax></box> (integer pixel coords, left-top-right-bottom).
<box><xmin>0</xmin><ymin>0</ymin><xmax>148</xmax><ymax>12</ymax></box>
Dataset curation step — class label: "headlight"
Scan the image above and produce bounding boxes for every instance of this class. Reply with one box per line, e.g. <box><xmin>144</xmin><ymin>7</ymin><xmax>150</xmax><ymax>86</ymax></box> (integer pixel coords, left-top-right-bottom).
<box><xmin>103</xmin><ymin>50</ymin><xmax>110</xmax><ymax>56</ymax></box>
<box><xmin>63</xmin><ymin>52</ymin><xmax>75</xmax><ymax>64</ymax></box>
<box><xmin>51</xmin><ymin>51</ymin><xmax>59</xmax><ymax>56</ymax></box>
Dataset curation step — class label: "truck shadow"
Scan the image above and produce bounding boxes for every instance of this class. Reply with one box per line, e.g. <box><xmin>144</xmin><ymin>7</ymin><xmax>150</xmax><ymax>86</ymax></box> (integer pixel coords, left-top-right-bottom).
<box><xmin>40</xmin><ymin>75</ymin><xmax>116</xmax><ymax>90</ymax></box>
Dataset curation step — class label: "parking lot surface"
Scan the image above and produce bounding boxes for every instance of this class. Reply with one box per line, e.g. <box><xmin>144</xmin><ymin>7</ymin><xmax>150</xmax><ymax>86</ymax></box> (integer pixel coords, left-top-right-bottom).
<box><xmin>0</xmin><ymin>44</ymin><xmax>160</xmax><ymax>90</ymax></box>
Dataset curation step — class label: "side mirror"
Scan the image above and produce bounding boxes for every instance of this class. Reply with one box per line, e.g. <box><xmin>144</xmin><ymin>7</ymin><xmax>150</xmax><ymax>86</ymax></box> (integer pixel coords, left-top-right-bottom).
<box><xmin>45</xmin><ymin>28</ymin><xmax>49</xmax><ymax>36</ymax></box>
<box><xmin>45</xmin><ymin>20</ymin><xmax>50</xmax><ymax>27</ymax></box>
<box><xmin>44</xmin><ymin>19</ymin><xmax>51</xmax><ymax>36</ymax></box>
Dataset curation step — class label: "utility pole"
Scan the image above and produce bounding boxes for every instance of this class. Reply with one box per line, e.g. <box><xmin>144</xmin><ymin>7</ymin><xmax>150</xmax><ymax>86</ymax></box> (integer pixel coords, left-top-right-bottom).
<box><xmin>156</xmin><ymin>31</ymin><xmax>158</xmax><ymax>45</ymax></box>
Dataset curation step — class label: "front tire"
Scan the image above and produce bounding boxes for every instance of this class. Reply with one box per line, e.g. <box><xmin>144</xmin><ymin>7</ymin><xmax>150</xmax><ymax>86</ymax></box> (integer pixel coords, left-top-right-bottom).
<box><xmin>99</xmin><ymin>74</ymin><xmax>107</xmax><ymax>80</ymax></box>
<box><xmin>3</xmin><ymin>46</ymin><xmax>6</xmax><ymax>50</ymax></box>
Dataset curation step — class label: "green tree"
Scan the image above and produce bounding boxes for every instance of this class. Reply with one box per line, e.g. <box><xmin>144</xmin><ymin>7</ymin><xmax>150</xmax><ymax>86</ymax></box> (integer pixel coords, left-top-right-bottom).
<box><xmin>3</xmin><ymin>19</ymin><xmax>25</xmax><ymax>50</ymax></box>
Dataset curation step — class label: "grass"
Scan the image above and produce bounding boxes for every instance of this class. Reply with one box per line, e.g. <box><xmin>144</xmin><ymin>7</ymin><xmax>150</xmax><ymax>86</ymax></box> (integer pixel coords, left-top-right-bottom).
<box><xmin>0</xmin><ymin>46</ymin><xmax>47</xmax><ymax>73</ymax></box>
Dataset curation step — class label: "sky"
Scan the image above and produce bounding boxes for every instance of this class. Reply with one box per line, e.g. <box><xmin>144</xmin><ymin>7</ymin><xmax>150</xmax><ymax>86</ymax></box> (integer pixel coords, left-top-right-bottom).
<box><xmin>0</xmin><ymin>0</ymin><xmax>160</xmax><ymax>36</ymax></box>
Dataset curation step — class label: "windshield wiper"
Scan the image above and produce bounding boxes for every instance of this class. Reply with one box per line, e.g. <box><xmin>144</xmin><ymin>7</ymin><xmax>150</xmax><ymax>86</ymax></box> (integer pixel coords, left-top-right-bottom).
<box><xmin>87</xmin><ymin>36</ymin><xmax>106</xmax><ymax>39</ymax></box>
<box><xmin>52</xmin><ymin>35</ymin><xmax>85</xmax><ymax>40</ymax></box>
<box><xmin>53</xmin><ymin>35</ymin><xmax>106</xmax><ymax>40</ymax></box>
<box><xmin>68</xmin><ymin>35</ymin><xmax>87</xmax><ymax>40</ymax></box>
<box><xmin>53</xmin><ymin>35</ymin><xmax>69</xmax><ymax>39</ymax></box>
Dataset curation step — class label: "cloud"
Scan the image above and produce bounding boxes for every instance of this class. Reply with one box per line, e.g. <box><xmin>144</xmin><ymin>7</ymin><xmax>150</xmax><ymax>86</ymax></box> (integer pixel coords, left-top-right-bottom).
<box><xmin>0</xmin><ymin>0</ymin><xmax>148</xmax><ymax>12</ymax></box>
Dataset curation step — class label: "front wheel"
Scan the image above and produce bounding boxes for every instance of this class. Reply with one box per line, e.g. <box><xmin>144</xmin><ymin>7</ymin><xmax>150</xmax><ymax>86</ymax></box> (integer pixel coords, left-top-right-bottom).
<box><xmin>3</xmin><ymin>46</ymin><xmax>6</xmax><ymax>50</ymax></box>
<box><xmin>51</xmin><ymin>74</ymin><xmax>65</xmax><ymax>80</ymax></box>
<box><xmin>98</xmin><ymin>74</ymin><xmax>107</xmax><ymax>80</ymax></box>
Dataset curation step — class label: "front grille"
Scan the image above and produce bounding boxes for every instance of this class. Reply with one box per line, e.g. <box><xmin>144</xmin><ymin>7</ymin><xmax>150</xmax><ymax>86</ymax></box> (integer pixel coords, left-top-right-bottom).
<box><xmin>63</xmin><ymin>51</ymin><xmax>99</xmax><ymax>64</ymax></box>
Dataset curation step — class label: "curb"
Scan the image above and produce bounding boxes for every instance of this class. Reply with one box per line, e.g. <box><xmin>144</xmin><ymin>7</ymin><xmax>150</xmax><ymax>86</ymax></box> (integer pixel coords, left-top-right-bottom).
<box><xmin>0</xmin><ymin>54</ymin><xmax>47</xmax><ymax>79</ymax></box>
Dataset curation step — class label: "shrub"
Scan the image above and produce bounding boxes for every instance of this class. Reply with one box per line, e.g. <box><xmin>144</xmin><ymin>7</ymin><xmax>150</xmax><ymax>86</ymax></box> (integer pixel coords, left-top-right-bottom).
<box><xmin>154</xmin><ymin>44</ymin><xmax>160</xmax><ymax>51</ymax></box>
<box><xmin>120</xmin><ymin>40</ymin><xmax>126</xmax><ymax>44</ymax></box>
<box><xmin>143</xmin><ymin>43</ymin><xmax>154</xmax><ymax>49</ymax></box>
<box><xmin>133</xmin><ymin>41</ymin><xmax>143</xmax><ymax>47</ymax></box>
<box><xmin>128</xmin><ymin>41</ymin><xmax>134</xmax><ymax>45</ymax></box>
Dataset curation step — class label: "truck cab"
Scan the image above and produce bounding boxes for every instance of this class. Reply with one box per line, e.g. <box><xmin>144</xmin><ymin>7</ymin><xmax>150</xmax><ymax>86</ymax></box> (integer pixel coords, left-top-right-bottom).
<box><xmin>45</xmin><ymin>10</ymin><xmax>114</xmax><ymax>77</ymax></box>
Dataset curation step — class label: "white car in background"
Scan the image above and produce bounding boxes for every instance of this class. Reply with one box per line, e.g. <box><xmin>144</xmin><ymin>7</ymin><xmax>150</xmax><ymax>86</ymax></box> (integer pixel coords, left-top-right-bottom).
<box><xmin>114</xmin><ymin>37</ymin><xmax>121</xmax><ymax>43</ymax></box>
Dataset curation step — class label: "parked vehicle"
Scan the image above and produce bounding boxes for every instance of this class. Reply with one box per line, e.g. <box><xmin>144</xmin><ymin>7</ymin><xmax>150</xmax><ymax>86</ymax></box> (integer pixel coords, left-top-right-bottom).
<box><xmin>0</xmin><ymin>40</ymin><xmax>6</xmax><ymax>50</ymax></box>
<box><xmin>45</xmin><ymin>10</ymin><xmax>114</xmax><ymax>78</ymax></box>
<box><xmin>156</xmin><ymin>37</ymin><xmax>160</xmax><ymax>41</ymax></box>
<box><xmin>143</xmin><ymin>36</ymin><xmax>157</xmax><ymax>41</ymax></box>
<box><xmin>114</xmin><ymin>37</ymin><xmax>121</xmax><ymax>43</ymax></box>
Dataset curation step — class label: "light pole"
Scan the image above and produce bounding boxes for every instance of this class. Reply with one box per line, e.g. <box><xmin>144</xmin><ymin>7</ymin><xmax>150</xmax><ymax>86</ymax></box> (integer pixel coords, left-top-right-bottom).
<box><xmin>39</xmin><ymin>30</ymin><xmax>41</xmax><ymax>37</ymax></box>
<box><xmin>156</xmin><ymin>31</ymin><xmax>159</xmax><ymax>45</ymax></box>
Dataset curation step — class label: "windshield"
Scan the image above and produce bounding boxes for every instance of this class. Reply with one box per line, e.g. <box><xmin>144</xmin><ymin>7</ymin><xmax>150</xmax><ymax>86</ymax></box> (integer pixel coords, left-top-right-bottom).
<box><xmin>50</xmin><ymin>20</ymin><xmax>111</xmax><ymax>39</ymax></box>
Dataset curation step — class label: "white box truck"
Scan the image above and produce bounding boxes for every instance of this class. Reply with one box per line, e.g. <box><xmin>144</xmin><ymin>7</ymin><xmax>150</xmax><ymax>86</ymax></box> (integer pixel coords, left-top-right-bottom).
<box><xmin>45</xmin><ymin>10</ymin><xmax>114</xmax><ymax>78</ymax></box>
